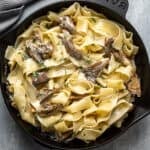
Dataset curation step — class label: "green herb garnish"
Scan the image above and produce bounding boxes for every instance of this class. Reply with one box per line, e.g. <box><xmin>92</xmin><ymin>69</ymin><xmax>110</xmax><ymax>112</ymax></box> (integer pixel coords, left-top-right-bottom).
<box><xmin>85</xmin><ymin>57</ymin><xmax>92</xmax><ymax>64</ymax></box>
<box><xmin>32</xmin><ymin>71</ymin><xmax>39</xmax><ymax>78</ymax></box>
<box><xmin>39</xmin><ymin>62</ymin><xmax>46</xmax><ymax>67</ymax></box>
<box><xmin>78</xmin><ymin>66</ymin><xmax>83</xmax><ymax>71</ymax></box>
<box><xmin>22</xmin><ymin>53</ymin><xmax>29</xmax><ymax>60</ymax></box>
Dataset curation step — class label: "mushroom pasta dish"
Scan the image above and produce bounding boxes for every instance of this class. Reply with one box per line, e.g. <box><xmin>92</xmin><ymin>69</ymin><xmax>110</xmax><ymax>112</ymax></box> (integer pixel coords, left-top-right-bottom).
<box><xmin>5</xmin><ymin>3</ymin><xmax>141</xmax><ymax>143</ymax></box>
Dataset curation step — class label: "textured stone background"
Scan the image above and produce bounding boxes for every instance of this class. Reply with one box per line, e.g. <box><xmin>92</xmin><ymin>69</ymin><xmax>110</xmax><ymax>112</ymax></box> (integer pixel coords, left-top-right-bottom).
<box><xmin>0</xmin><ymin>0</ymin><xmax>150</xmax><ymax>149</ymax></box>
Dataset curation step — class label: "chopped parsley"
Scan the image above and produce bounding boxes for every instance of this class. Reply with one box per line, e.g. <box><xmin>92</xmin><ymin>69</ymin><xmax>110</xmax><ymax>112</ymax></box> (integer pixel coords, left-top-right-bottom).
<box><xmin>84</xmin><ymin>57</ymin><xmax>92</xmax><ymax>64</ymax></box>
<box><xmin>40</xmin><ymin>62</ymin><xmax>45</xmax><ymax>67</ymax></box>
<box><xmin>78</xmin><ymin>66</ymin><xmax>83</xmax><ymax>70</ymax></box>
<box><xmin>22</xmin><ymin>53</ymin><xmax>29</xmax><ymax>60</ymax></box>
<box><xmin>32</xmin><ymin>71</ymin><xmax>39</xmax><ymax>78</ymax></box>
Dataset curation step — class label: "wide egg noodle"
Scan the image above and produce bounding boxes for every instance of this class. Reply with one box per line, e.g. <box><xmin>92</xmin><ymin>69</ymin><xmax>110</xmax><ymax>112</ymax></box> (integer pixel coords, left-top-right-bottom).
<box><xmin>8</xmin><ymin>65</ymin><xmax>37</xmax><ymax>126</ymax></box>
<box><xmin>37</xmin><ymin>113</ymin><xmax>62</xmax><ymax>131</ymax></box>
<box><xmin>64</xmin><ymin>96</ymin><xmax>94</xmax><ymax>113</ymax></box>
<box><xmin>50</xmin><ymin>89</ymin><xmax>71</xmax><ymax>105</ymax></box>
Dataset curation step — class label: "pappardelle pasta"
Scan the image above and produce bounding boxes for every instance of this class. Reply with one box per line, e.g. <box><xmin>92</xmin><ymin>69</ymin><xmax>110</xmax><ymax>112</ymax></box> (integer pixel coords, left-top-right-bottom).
<box><xmin>5</xmin><ymin>3</ymin><xmax>141</xmax><ymax>143</ymax></box>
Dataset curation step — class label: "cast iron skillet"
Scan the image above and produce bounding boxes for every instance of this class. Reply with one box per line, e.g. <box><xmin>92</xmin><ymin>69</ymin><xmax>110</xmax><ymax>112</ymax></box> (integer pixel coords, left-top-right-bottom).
<box><xmin>0</xmin><ymin>0</ymin><xmax>150</xmax><ymax>149</ymax></box>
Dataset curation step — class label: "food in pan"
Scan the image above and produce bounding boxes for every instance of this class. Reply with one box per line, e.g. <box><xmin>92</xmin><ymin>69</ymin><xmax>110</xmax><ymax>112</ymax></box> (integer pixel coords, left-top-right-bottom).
<box><xmin>5</xmin><ymin>3</ymin><xmax>141</xmax><ymax>143</ymax></box>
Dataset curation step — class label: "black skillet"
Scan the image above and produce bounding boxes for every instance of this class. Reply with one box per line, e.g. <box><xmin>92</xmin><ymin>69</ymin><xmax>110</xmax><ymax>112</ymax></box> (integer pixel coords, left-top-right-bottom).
<box><xmin>0</xmin><ymin>0</ymin><xmax>150</xmax><ymax>149</ymax></box>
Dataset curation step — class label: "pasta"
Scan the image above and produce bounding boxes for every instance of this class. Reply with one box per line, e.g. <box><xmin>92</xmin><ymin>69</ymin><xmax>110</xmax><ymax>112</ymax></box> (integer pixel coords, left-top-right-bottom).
<box><xmin>5</xmin><ymin>3</ymin><xmax>141</xmax><ymax>143</ymax></box>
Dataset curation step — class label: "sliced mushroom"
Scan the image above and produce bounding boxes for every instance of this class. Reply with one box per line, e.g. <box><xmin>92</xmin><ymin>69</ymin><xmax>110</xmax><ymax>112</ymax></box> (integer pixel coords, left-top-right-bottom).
<box><xmin>32</xmin><ymin>71</ymin><xmax>49</xmax><ymax>86</ymax></box>
<box><xmin>59</xmin><ymin>16</ymin><xmax>75</xmax><ymax>34</ymax></box>
<box><xmin>26</xmin><ymin>40</ymin><xmax>43</xmax><ymax>63</ymax></box>
<box><xmin>38</xmin><ymin>104</ymin><xmax>63</xmax><ymax>117</ymax></box>
<box><xmin>25</xmin><ymin>35</ymin><xmax>54</xmax><ymax>63</ymax></box>
<box><xmin>55</xmin><ymin>131</ymin><xmax>74</xmax><ymax>143</ymax></box>
<box><xmin>60</xmin><ymin>36</ymin><xmax>83</xmax><ymax>60</ymax></box>
<box><xmin>112</xmin><ymin>51</ymin><xmax>122</xmax><ymax>62</ymax></box>
<box><xmin>38</xmin><ymin>89</ymin><xmax>53</xmax><ymax>104</ymax></box>
<box><xmin>127</xmin><ymin>74</ymin><xmax>141</xmax><ymax>97</ymax></box>
<box><xmin>113</xmin><ymin>50</ymin><xmax>130</xmax><ymax>66</ymax></box>
<box><xmin>39</xmin><ymin>88</ymin><xmax>59</xmax><ymax>104</ymax></box>
<box><xmin>69</xmin><ymin>94</ymin><xmax>88</xmax><ymax>100</ymax></box>
<box><xmin>104</xmin><ymin>38</ymin><xmax>129</xmax><ymax>66</ymax></box>
<box><xmin>104</xmin><ymin>38</ymin><xmax>114</xmax><ymax>57</ymax></box>
<box><xmin>32</xmin><ymin>31</ymin><xmax>41</xmax><ymax>42</ymax></box>
<box><xmin>38</xmin><ymin>43</ymin><xmax>54</xmax><ymax>59</ymax></box>
<box><xmin>83</xmin><ymin>59</ymin><xmax>109</xmax><ymax>82</ymax></box>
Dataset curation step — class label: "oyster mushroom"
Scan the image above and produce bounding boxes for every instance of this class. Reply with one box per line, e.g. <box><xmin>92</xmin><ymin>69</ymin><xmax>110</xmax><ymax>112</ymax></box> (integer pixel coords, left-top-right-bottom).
<box><xmin>38</xmin><ymin>88</ymin><xmax>59</xmax><ymax>104</ymax></box>
<box><xmin>26</xmin><ymin>40</ymin><xmax>43</xmax><ymax>63</ymax></box>
<box><xmin>32</xmin><ymin>71</ymin><xmax>49</xmax><ymax>86</ymax></box>
<box><xmin>25</xmin><ymin>36</ymin><xmax>54</xmax><ymax>63</ymax></box>
<box><xmin>127</xmin><ymin>74</ymin><xmax>141</xmax><ymax>97</ymax></box>
<box><xmin>69</xmin><ymin>94</ymin><xmax>88</xmax><ymax>100</ymax></box>
<box><xmin>55</xmin><ymin>131</ymin><xmax>74</xmax><ymax>143</ymax></box>
<box><xmin>113</xmin><ymin>50</ymin><xmax>130</xmax><ymax>66</ymax></box>
<box><xmin>38</xmin><ymin>43</ymin><xmax>54</xmax><ymax>59</ymax></box>
<box><xmin>59</xmin><ymin>16</ymin><xmax>76</xmax><ymax>34</ymax></box>
<box><xmin>104</xmin><ymin>38</ymin><xmax>114</xmax><ymax>57</ymax></box>
<box><xmin>37</xmin><ymin>103</ymin><xmax>63</xmax><ymax>117</ymax></box>
<box><xmin>104</xmin><ymin>38</ymin><xmax>130</xmax><ymax>65</ymax></box>
<box><xmin>83</xmin><ymin>59</ymin><xmax>109</xmax><ymax>82</ymax></box>
<box><xmin>60</xmin><ymin>36</ymin><xmax>83</xmax><ymax>60</ymax></box>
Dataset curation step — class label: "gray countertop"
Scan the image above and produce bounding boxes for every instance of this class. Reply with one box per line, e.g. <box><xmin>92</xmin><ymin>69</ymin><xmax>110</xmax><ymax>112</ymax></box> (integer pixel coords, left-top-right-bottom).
<box><xmin>0</xmin><ymin>0</ymin><xmax>150</xmax><ymax>149</ymax></box>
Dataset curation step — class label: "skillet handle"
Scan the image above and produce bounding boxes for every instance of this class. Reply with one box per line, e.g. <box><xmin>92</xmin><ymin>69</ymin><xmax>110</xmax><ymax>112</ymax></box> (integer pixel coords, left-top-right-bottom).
<box><xmin>94</xmin><ymin>0</ymin><xmax>129</xmax><ymax>17</ymax></box>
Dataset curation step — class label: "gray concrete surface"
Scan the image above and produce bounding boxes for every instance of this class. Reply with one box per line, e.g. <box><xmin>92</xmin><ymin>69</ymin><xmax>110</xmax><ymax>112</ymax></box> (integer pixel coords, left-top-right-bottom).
<box><xmin>0</xmin><ymin>0</ymin><xmax>150</xmax><ymax>149</ymax></box>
